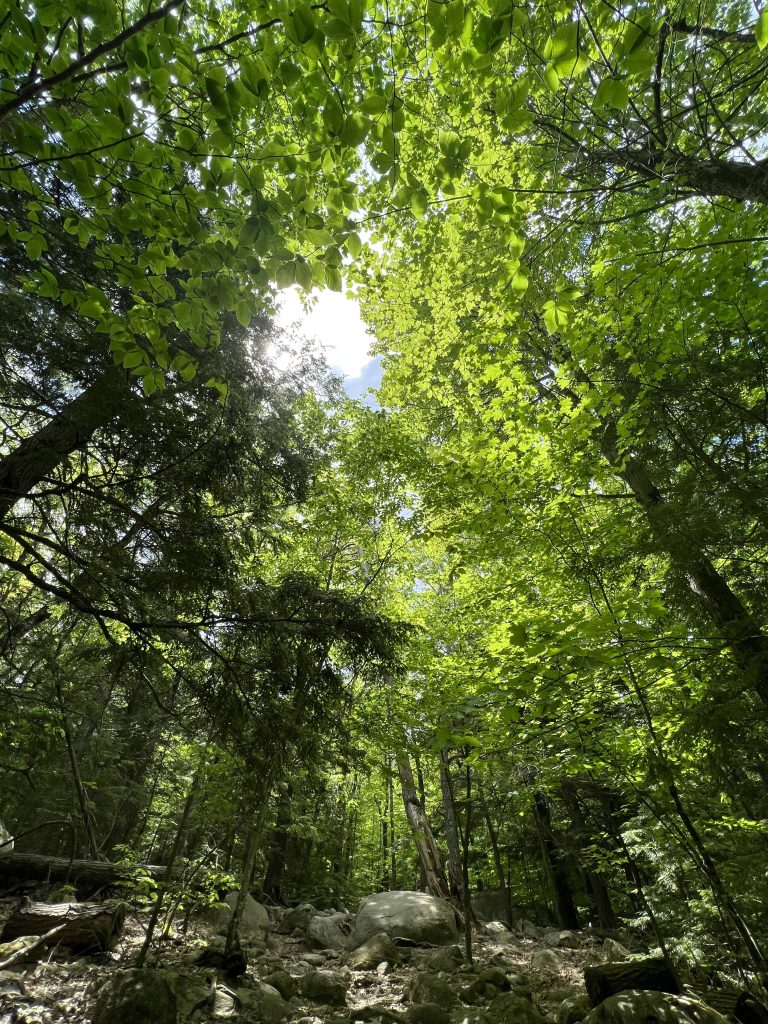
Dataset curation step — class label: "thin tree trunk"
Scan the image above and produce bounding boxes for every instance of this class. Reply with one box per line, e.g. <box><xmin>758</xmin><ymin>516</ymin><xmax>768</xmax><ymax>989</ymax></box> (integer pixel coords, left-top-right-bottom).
<box><xmin>136</xmin><ymin>769</ymin><xmax>202</xmax><ymax>966</ymax></box>
<box><xmin>225</xmin><ymin>775</ymin><xmax>272</xmax><ymax>956</ymax></box>
<box><xmin>439</xmin><ymin>748</ymin><xmax>464</xmax><ymax>901</ymax></box>
<box><xmin>478</xmin><ymin>782</ymin><xmax>512</xmax><ymax>925</ymax></box>
<box><xmin>54</xmin><ymin>678</ymin><xmax>99</xmax><ymax>859</ymax></box>
<box><xmin>559</xmin><ymin>781</ymin><xmax>618</xmax><ymax>930</ymax></box>
<box><xmin>532</xmin><ymin>791</ymin><xmax>580</xmax><ymax>930</ymax></box>
<box><xmin>262</xmin><ymin>785</ymin><xmax>292</xmax><ymax>903</ymax></box>
<box><xmin>388</xmin><ymin>757</ymin><xmax>397</xmax><ymax>888</ymax></box>
<box><xmin>397</xmin><ymin>755</ymin><xmax>450</xmax><ymax>900</ymax></box>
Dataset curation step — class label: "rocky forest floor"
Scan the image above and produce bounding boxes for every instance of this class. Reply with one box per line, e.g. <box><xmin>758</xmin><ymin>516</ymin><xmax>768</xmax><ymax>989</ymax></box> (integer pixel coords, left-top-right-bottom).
<box><xmin>0</xmin><ymin>893</ymin><xmax>744</xmax><ymax>1024</ymax></box>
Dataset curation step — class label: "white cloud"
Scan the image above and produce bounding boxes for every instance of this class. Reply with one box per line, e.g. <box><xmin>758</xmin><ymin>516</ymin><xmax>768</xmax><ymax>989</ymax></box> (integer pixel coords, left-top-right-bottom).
<box><xmin>276</xmin><ymin>287</ymin><xmax>374</xmax><ymax>378</ymax></box>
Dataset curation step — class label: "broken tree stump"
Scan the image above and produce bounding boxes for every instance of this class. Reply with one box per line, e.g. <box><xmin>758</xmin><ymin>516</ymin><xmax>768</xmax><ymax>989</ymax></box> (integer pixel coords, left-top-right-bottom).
<box><xmin>585</xmin><ymin>958</ymin><xmax>680</xmax><ymax>1006</ymax></box>
<box><xmin>0</xmin><ymin>899</ymin><xmax>126</xmax><ymax>952</ymax></box>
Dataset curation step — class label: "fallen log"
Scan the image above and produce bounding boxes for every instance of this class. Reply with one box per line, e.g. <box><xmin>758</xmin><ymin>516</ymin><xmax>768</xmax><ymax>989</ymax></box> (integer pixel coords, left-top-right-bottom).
<box><xmin>0</xmin><ymin>851</ymin><xmax>167</xmax><ymax>890</ymax></box>
<box><xmin>0</xmin><ymin>899</ymin><xmax>126</xmax><ymax>952</ymax></box>
<box><xmin>688</xmin><ymin>990</ymin><xmax>768</xmax><ymax>1024</ymax></box>
<box><xmin>585</xmin><ymin>959</ymin><xmax>680</xmax><ymax>1006</ymax></box>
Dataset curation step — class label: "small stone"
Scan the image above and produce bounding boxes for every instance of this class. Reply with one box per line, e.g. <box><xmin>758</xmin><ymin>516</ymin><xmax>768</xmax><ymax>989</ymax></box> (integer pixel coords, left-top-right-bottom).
<box><xmin>429</xmin><ymin>946</ymin><xmax>464</xmax><ymax>972</ymax></box>
<box><xmin>601</xmin><ymin>939</ymin><xmax>630</xmax><ymax>962</ymax></box>
<box><xmin>346</xmin><ymin>933</ymin><xmax>400</xmax><ymax>971</ymax></box>
<box><xmin>301</xmin><ymin>953</ymin><xmax>327</xmax><ymax>966</ymax></box>
<box><xmin>264</xmin><ymin>971</ymin><xmax>296</xmax><ymax>1000</ymax></box>
<box><xmin>531</xmin><ymin>950</ymin><xmax>562</xmax><ymax>974</ymax></box>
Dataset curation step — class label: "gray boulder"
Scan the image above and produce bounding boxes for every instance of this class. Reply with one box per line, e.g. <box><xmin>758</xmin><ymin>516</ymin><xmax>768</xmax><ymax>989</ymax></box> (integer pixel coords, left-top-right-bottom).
<box><xmin>350</xmin><ymin>891</ymin><xmax>458</xmax><ymax>949</ymax></box>
<box><xmin>408</xmin><ymin>973</ymin><xmax>457</xmax><ymax>1010</ymax></box>
<box><xmin>278</xmin><ymin>904</ymin><xmax>317</xmax><ymax>934</ymax></box>
<box><xmin>582</xmin><ymin>992</ymin><xmax>730</xmax><ymax>1024</ymax></box>
<box><xmin>429</xmin><ymin>946</ymin><xmax>465</xmax><ymax>972</ymax></box>
<box><xmin>531</xmin><ymin>949</ymin><xmax>562</xmax><ymax>973</ymax></box>
<box><xmin>211</xmin><ymin>892</ymin><xmax>270</xmax><ymax>937</ymax></box>
<box><xmin>307</xmin><ymin>913</ymin><xmax>353</xmax><ymax>951</ymax></box>
<box><xmin>237</xmin><ymin>983</ymin><xmax>290</xmax><ymax>1024</ymax></box>
<box><xmin>558</xmin><ymin>996</ymin><xmax>592</xmax><ymax>1024</ymax></box>
<box><xmin>298</xmin><ymin>969</ymin><xmax>348</xmax><ymax>1007</ymax></box>
<box><xmin>543</xmin><ymin>931</ymin><xmax>580</xmax><ymax>950</ymax></box>
<box><xmin>601</xmin><ymin>938</ymin><xmax>630</xmax><ymax>961</ymax></box>
<box><xmin>164</xmin><ymin>972</ymin><xmax>215</xmax><ymax>1019</ymax></box>
<box><xmin>92</xmin><ymin>969</ymin><xmax>176</xmax><ymax>1024</ymax></box>
<box><xmin>346</xmin><ymin>932</ymin><xmax>400</xmax><ymax>970</ymax></box>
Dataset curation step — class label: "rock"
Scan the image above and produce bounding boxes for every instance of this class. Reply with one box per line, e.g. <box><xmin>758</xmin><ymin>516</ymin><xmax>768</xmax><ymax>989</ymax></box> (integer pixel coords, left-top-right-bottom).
<box><xmin>452</xmin><ymin>1013</ymin><xmax>491</xmax><ymax>1024</ymax></box>
<box><xmin>471</xmin><ymin>891</ymin><xmax>515</xmax><ymax>928</ymax></box>
<box><xmin>558</xmin><ymin>996</ymin><xmax>592</xmax><ymax>1024</ymax></box>
<box><xmin>601</xmin><ymin>939</ymin><xmax>630</xmax><ymax>962</ymax></box>
<box><xmin>346</xmin><ymin>932</ymin><xmax>401</xmax><ymax>970</ymax></box>
<box><xmin>92</xmin><ymin>969</ymin><xmax>176</xmax><ymax>1024</ymax></box>
<box><xmin>483</xmin><ymin>922</ymin><xmax>514</xmax><ymax>941</ymax></box>
<box><xmin>211</xmin><ymin>892</ymin><xmax>270</xmax><ymax>937</ymax></box>
<box><xmin>582</xmin><ymin>992</ymin><xmax>730</xmax><ymax>1024</ymax></box>
<box><xmin>238</xmin><ymin>983</ymin><xmax>290</xmax><ymax>1024</ymax></box>
<box><xmin>279</xmin><ymin>904</ymin><xmax>317</xmax><ymax>934</ymax></box>
<box><xmin>300</xmin><ymin>952</ymin><xmax>327</xmax><ymax>966</ymax></box>
<box><xmin>349</xmin><ymin>1005</ymin><xmax>401</xmax><ymax>1022</ymax></box>
<box><xmin>263</xmin><ymin>971</ymin><xmax>296</xmax><ymax>1001</ymax></box>
<box><xmin>478</xmin><ymin>969</ymin><xmax>510</xmax><ymax>991</ymax></box>
<box><xmin>489</xmin><ymin>993</ymin><xmax>545</xmax><ymax>1024</ymax></box>
<box><xmin>531</xmin><ymin>950</ymin><xmax>562</xmax><ymax>973</ymax></box>
<box><xmin>409</xmin><ymin>973</ymin><xmax>457</xmax><ymax>1010</ymax></box>
<box><xmin>516</xmin><ymin>920</ymin><xmax>543</xmax><ymax>940</ymax></box>
<box><xmin>307</xmin><ymin>913</ymin><xmax>353</xmax><ymax>951</ymax></box>
<box><xmin>429</xmin><ymin>946</ymin><xmax>464</xmax><ymax>972</ymax></box>
<box><xmin>164</xmin><ymin>971</ymin><xmax>215</xmax><ymax>1019</ymax></box>
<box><xmin>406</xmin><ymin>1004</ymin><xmax>451</xmax><ymax>1024</ymax></box>
<box><xmin>460</xmin><ymin>979</ymin><xmax>498</xmax><ymax>1006</ymax></box>
<box><xmin>299</xmin><ymin>969</ymin><xmax>348</xmax><ymax>1007</ymax></box>
<box><xmin>195</xmin><ymin>936</ymin><xmax>248</xmax><ymax>976</ymax></box>
<box><xmin>0</xmin><ymin>972</ymin><xmax>24</xmax><ymax>995</ymax></box>
<box><xmin>543</xmin><ymin>931</ymin><xmax>579</xmax><ymax>950</ymax></box>
<box><xmin>350</xmin><ymin>892</ymin><xmax>458</xmax><ymax>949</ymax></box>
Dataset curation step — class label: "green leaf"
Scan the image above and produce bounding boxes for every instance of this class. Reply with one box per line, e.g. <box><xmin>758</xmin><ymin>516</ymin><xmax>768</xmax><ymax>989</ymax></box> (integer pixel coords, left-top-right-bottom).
<box><xmin>756</xmin><ymin>10</ymin><xmax>768</xmax><ymax>49</ymax></box>
<box><xmin>594</xmin><ymin>78</ymin><xmax>629</xmax><ymax>111</ymax></box>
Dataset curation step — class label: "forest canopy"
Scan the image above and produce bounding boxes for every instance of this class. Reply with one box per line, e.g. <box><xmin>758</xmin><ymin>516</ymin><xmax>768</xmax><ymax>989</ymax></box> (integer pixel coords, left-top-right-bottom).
<box><xmin>1</xmin><ymin>0</ymin><xmax>768</xmax><ymax>997</ymax></box>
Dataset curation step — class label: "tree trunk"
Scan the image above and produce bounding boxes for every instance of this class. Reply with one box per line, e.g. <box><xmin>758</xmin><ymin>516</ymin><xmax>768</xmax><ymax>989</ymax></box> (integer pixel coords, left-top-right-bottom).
<box><xmin>439</xmin><ymin>749</ymin><xmax>464</xmax><ymax>901</ymax></box>
<box><xmin>262</xmin><ymin>785</ymin><xmax>293</xmax><ymax>903</ymax></box>
<box><xmin>558</xmin><ymin>781</ymin><xmax>617</xmax><ymax>930</ymax></box>
<box><xmin>0</xmin><ymin>367</ymin><xmax>133</xmax><ymax>523</ymax></box>
<box><xmin>478</xmin><ymin>782</ymin><xmax>513</xmax><ymax>926</ymax></box>
<box><xmin>532</xmin><ymin>792</ymin><xmax>579</xmax><ymax>930</ymax></box>
<box><xmin>0</xmin><ymin>898</ymin><xmax>126</xmax><ymax>952</ymax></box>
<box><xmin>0</xmin><ymin>851</ymin><xmax>167</xmax><ymax>888</ymax></box>
<box><xmin>397</xmin><ymin>755</ymin><xmax>450</xmax><ymax>900</ymax></box>
<box><xmin>600</xmin><ymin>421</ymin><xmax>768</xmax><ymax>706</ymax></box>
